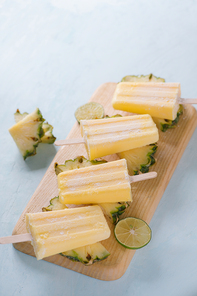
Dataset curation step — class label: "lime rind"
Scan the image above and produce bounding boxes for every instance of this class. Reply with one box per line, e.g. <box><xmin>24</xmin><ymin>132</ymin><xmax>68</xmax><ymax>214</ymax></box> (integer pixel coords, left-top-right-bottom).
<box><xmin>75</xmin><ymin>102</ymin><xmax>104</xmax><ymax>123</ymax></box>
<box><xmin>114</xmin><ymin>217</ymin><xmax>152</xmax><ymax>249</ymax></box>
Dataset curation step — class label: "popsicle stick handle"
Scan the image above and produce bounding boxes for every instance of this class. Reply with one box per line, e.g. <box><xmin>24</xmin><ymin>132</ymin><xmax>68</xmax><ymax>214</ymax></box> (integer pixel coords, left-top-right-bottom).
<box><xmin>180</xmin><ymin>98</ymin><xmax>197</xmax><ymax>104</ymax></box>
<box><xmin>55</xmin><ymin>138</ymin><xmax>85</xmax><ymax>146</ymax></box>
<box><xmin>0</xmin><ymin>233</ymin><xmax>32</xmax><ymax>244</ymax></box>
<box><xmin>129</xmin><ymin>171</ymin><xmax>157</xmax><ymax>183</ymax></box>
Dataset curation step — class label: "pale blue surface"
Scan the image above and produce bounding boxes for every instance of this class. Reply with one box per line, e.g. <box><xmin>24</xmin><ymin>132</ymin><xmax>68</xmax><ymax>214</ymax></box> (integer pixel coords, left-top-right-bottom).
<box><xmin>1</xmin><ymin>0</ymin><xmax>197</xmax><ymax>295</ymax></box>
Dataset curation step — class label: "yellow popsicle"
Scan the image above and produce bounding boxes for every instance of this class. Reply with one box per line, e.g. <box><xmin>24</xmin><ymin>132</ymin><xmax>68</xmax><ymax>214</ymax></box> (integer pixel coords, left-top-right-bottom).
<box><xmin>26</xmin><ymin>205</ymin><xmax>111</xmax><ymax>260</ymax></box>
<box><xmin>58</xmin><ymin>159</ymin><xmax>132</xmax><ymax>205</ymax></box>
<box><xmin>80</xmin><ymin>114</ymin><xmax>159</xmax><ymax>160</ymax></box>
<box><xmin>112</xmin><ymin>82</ymin><xmax>181</xmax><ymax>120</ymax></box>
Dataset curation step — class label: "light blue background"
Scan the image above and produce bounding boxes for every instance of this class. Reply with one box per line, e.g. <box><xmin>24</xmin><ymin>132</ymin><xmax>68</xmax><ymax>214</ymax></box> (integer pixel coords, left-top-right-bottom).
<box><xmin>1</xmin><ymin>0</ymin><xmax>197</xmax><ymax>295</ymax></box>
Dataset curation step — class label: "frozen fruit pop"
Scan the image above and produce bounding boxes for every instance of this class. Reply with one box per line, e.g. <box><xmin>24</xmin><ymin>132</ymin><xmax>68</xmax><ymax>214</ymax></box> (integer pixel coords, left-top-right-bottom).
<box><xmin>58</xmin><ymin>159</ymin><xmax>157</xmax><ymax>205</ymax></box>
<box><xmin>26</xmin><ymin>205</ymin><xmax>110</xmax><ymax>260</ymax></box>
<box><xmin>112</xmin><ymin>82</ymin><xmax>197</xmax><ymax>120</ymax></box>
<box><xmin>112</xmin><ymin>82</ymin><xmax>181</xmax><ymax>120</ymax></box>
<box><xmin>55</xmin><ymin>114</ymin><xmax>159</xmax><ymax>160</ymax></box>
<box><xmin>0</xmin><ymin>206</ymin><xmax>111</xmax><ymax>260</ymax></box>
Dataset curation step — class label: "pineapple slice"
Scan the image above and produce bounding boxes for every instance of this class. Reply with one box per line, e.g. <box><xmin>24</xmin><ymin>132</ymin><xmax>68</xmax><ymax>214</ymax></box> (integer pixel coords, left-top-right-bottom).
<box><xmin>54</xmin><ymin>156</ymin><xmax>107</xmax><ymax>175</ymax></box>
<box><xmin>9</xmin><ymin>108</ymin><xmax>44</xmax><ymax>160</ymax></box>
<box><xmin>118</xmin><ymin>144</ymin><xmax>158</xmax><ymax>175</ymax></box>
<box><xmin>42</xmin><ymin>195</ymin><xmax>110</xmax><ymax>265</ymax></box>
<box><xmin>99</xmin><ymin>202</ymin><xmax>130</xmax><ymax>224</ymax></box>
<box><xmin>153</xmin><ymin>105</ymin><xmax>183</xmax><ymax>132</ymax></box>
<box><xmin>61</xmin><ymin>243</ymin><xmax>110</xmax><ymax>265</ymax></box>
<box><xmin>14</xmin><ymin>109</ymin><xmax>56</xmax><ymax>144</ymax></box>
<box><xmin>121</xmin><ymin>73</ymin><xmax>165</xmax><ymax>82</ymax></box>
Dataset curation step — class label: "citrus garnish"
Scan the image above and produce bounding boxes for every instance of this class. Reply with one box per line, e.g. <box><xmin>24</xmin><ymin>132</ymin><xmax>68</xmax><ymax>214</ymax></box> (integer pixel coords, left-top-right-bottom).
<box><xmin>114</xmin><ymin>217</ymin><xmax>151</xmax><ymax>249</ymax></box>
<box><xmin>75</xmin><ymin>102</ymin><xmax>104</xmax><ymax>123</ymax></box>
<box><xmin>121</xmin><ymin>74</ymin><xmax>165</xmax><ymax>82</ymax></box>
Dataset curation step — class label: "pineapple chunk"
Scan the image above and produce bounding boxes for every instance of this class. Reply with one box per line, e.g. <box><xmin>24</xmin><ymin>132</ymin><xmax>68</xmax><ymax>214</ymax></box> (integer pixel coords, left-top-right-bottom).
<box><xmin>14</xmin><ymin>109</ymin><xmax>56</xmax><ymax>144</ymax></box>
<box><xmin>61</xmin><ymin>243</ymin><xmax>110</xmax><ymax>265</ymax></box>
<box><xmin>41</xmin><ymin>122</ymin><xmax>56</xmax><ymax>144</ymax></box>
<box><xmin>118</xmin><ymin>144</ymin><xmax>158</xmax><ymax>175</ymax></box>
<box><xmin>9</xmin><ymin>108</ymin><xmax>44</xmax><ymax>160</ymax></box>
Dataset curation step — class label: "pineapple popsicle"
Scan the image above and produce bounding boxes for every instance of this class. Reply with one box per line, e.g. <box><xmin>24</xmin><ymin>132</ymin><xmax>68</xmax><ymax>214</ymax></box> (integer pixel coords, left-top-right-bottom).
<box><xmin>80</xmin><ymin>114</ymin><xmax>159</xmax><ymax>160</ymax></box>
<box><xmin>26</xmin><ymin>205</ymin><xmax>111</xmax><ymax>260</ymax></box>
<box><xmin>58</xmin><ymin>159</ymin><xmax>132</xmax><ymax>205</ymax></box>
<box><xmin>112</xmin><ymin>82</ymin><xmax>181</xmax><ymax>120</ymax></box>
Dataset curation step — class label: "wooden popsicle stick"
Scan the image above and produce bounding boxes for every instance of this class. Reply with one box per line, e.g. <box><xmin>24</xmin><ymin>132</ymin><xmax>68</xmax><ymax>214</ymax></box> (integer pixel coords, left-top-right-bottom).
<box><xmin>55</xmin><ymin>138</ymin><xmax>85</xmax><ymax>146</ymax></box>
<box><xmin>0</xmin><ymin>233</ymin><xmax>32</xmax><ymax>244</ymax></box>
<box><xmin>129</xmin><ymin>171</ymin><xmax>157</xmax><ymax>183</ymax></box>
<box><xmin>180</xmin><ymin>98</ymin><xmax>197</xmax><ymax>104</ymax></box>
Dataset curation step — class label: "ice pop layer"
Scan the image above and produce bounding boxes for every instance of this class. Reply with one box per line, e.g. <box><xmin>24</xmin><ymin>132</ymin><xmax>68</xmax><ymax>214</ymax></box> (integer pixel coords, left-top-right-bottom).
<box><xmin>80</xmin><ymin>114</ymin><xmax>159</xmax><ymax>160</ymax></box>
<box><xmin>112</xmin><ymin>82</ymin><xmax>181</xmax><ymax>120</ymax></box>
<box><xmin>26</xmin><ymin>205</ymin><xmax>111</xmax><ymax>260</ymax></box>
<box><xmin>58</xmin><ymin>159</ymin><xmax>132</xmax><ymax>205</ymax></box>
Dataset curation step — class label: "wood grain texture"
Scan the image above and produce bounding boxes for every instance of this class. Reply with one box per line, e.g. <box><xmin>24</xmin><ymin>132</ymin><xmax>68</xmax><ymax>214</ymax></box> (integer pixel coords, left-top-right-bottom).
<box><xmin>12</xmin><ymin>83</ymin><xmax>197</xmax><ymax>281</ymax></box>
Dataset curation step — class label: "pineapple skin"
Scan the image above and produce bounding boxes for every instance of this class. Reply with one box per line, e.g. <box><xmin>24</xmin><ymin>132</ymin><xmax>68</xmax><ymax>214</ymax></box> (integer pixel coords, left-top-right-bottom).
<box><xmin>23</xmin><ymin>110</ymin><xmax>44</xmax><ymax>160</ymax></box>
<box><xmin>138</xmin><ymin>144</ymin><xmax>158</xmax><ymax>174</ymax></box>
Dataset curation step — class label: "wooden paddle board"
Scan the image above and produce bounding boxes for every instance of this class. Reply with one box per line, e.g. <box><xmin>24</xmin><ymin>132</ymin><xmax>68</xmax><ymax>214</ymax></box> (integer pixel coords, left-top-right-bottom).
<box><xmin>12</xmin><ymin>83</ymin><xmax>197</xmax><ymax>281</ymax></box>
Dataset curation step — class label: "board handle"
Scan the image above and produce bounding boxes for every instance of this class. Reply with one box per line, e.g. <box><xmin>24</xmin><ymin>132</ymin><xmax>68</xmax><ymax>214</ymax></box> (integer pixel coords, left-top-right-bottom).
<box><xmin>0</xmin><ymin>233</ymin><xmax>32</xmax><ymax>244</ymax></box>
<box><xmin>55</xmin><ymin>138</ymin><xmax>85</xmax><ymax>146</ymax></box>
<box><xmin>180</xmin><ymin>98</ymin><xmax>197</xmax><ymax>104</ymax></box>
<box><xmin>129</xmin><ymin>172</ymin><xmax>157</xmax><ymax>183</ymax></box>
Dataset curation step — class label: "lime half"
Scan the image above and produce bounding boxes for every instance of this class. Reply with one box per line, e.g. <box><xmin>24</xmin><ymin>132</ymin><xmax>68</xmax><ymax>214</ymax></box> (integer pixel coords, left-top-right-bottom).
<box><xmin>75</xmin><ymin>102</ymin><xmax>104</xmax><ymax>123</ymax></box>
<box><xmin>114</xmin><ymin>217</ymin><xmax>151</xmax><ymax>249</ymax></box>
<box><xmin>121</xmin><ymin>74</ymin><xmax>165</xmax><ymax>83</ymax></box>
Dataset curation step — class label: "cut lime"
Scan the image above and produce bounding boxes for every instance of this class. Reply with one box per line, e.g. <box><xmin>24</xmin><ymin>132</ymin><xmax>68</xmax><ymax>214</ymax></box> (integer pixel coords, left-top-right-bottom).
<box><xmin>114</xmin><ymin>217</ymin><xmax>151</xmax><ymax>249</ymax></box>
<box><xmin>75</xmin><ymin>102</ymin><xmax>104</xmax><ymax>123</ymax></box>
<box><xmin>121</xmin><ymin>74</ymin><xmax>165</xmax><ymax>83</ymax></box>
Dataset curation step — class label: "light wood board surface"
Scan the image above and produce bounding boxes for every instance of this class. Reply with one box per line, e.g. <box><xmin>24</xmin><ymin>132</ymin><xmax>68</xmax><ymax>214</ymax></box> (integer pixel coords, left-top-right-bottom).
<box><xmin>12</xmin><ymin>83</ymin><xmax>197</xmax><ymax>281</ymax></box>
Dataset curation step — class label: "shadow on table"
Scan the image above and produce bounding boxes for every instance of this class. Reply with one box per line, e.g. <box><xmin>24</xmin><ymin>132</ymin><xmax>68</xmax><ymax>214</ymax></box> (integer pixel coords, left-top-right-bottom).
<box><xmin>25</xmin><ymin>144</ymin><xmax>58</xmax><ymax>171</ymax></box>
